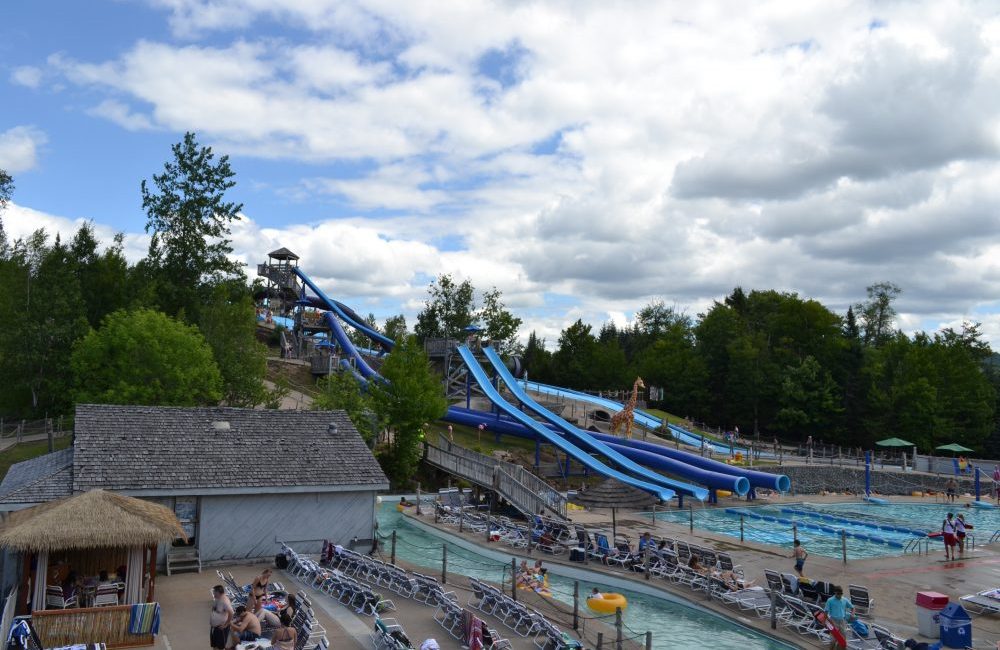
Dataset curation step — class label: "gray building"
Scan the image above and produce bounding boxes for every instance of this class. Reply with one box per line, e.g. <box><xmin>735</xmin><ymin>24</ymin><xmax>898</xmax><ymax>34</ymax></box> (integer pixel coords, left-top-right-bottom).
<box><xmin>0</xmin><ymin>405</ymin><xmax>389</xmax><ymax>571</ymax></box>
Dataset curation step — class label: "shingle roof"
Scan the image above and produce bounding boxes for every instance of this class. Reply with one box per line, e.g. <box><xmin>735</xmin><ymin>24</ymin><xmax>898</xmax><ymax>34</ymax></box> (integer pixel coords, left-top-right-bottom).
<box><xmin>73</xmin><ymin>404</ymin><xmax>388</xmax><ymax>493</ymax></box>
<box><xmin>0</xmin><ymin>463</ymin><xmax>73</xmax><ymax>506</ymax></box>
<box><xmin>0</xmin><ymin>448</ymin><xmax>73</xmax><ymax>492</ymax></box>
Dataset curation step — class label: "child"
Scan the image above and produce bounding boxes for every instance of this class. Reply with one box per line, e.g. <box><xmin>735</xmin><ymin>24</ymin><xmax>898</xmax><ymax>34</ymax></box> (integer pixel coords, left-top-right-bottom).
<box><xmin>792</xmin><ymin>540</ymin><xmax>808</xmax><ymax>577</ymax></box>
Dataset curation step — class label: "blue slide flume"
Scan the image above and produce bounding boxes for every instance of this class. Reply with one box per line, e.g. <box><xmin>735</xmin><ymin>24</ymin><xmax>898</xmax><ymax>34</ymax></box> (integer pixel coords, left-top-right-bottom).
<box><xmin>481</xmin><ymin>347</ymin><xmax>707</xmax><ymax>501</ymax></box>
<box><xmin>292</xmin><ymin>267</ymin><xmax>396</xmax><ymax>351</ymax></box>
<box><xmin>458</xmin><ymin>346</ymin><xmax>675</xmax><ymax>503</ymax></box>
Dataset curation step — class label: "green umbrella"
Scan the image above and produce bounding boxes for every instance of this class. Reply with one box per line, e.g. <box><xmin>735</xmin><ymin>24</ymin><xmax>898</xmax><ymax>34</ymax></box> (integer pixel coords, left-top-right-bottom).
<box><xmin>935</xmin><ymin>443</ymin><xmax>973</xmax><ymax>453</ymax></box>
<box><xmin>875</xmin><ymin>437</ymin><xmax>915</xmax><ymax>447</ymax></box>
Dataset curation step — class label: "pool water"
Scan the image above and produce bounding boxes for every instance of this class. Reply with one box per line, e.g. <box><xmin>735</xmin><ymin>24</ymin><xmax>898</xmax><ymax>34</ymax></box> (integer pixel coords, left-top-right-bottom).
<box><xmin>376</xmin><ymin>506</ymin><xmax>791</xmax><ymax>650</ymax></box>
<box><xmin>649</xmin><ymin>501</ymin><xmax>999</xmax><ymax>560</ymax></box>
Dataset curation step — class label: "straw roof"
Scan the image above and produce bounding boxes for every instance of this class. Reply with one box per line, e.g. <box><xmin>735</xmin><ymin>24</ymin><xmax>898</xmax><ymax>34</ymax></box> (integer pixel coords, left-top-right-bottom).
<box><xmin>0</xmin><ymin>489</ymin><xmax>186</xmax><ymax>552</ymax></box>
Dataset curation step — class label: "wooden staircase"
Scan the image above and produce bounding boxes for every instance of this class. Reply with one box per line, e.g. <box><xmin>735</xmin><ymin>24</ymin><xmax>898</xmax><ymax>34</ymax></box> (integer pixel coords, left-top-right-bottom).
<box><xmin>166</xmin><ymin>547</ymin><xmax>202</xmax><ymax>576</ymax></box>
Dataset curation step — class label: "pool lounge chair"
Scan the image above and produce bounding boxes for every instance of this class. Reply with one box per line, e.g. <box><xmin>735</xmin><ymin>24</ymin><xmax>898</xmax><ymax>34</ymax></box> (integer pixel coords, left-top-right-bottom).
<box><xmin>848</xmin><ymin>584</ymin><xmax>876</xmax><ymax>617</ymax></box>
<box><xmin>959</xmin><ymin>588</ymin><xmax>1000</xmax><ymax>615</ymax></box>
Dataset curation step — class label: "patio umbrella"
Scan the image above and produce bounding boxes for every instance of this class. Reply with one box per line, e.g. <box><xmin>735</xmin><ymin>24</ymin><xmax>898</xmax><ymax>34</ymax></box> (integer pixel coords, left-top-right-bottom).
<box><xmin>935</xmin><ymin>443</ymin><xmax>973</xmax><ymax>454</ymax></box>
<box><xmin>875</xmin><ymin>437</ymin><xmax>914</xmax><ymax>447</ymax></box>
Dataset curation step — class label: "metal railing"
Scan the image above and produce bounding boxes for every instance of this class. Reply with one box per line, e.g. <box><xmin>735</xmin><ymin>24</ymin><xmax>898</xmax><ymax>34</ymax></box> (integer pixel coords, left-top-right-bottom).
<box><xmin>424</xmin><ymin>437</ymin><xmax>567</xmax><ymax>519</ymax></box>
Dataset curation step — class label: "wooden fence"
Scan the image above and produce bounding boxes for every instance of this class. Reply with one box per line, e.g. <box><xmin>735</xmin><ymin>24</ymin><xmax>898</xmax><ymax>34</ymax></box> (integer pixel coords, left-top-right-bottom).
<box><xmin>32</xmin><ymin>604</ymin><xmax>155</xmax><ymax>648</ymax></box>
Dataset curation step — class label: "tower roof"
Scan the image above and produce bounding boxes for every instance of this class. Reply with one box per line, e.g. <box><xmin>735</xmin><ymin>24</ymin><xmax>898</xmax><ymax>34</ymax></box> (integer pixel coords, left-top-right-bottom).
<box><xmin>268</xmin><ymin>247</ymin><xmax>300</xmax><ymax>261</ymax></box>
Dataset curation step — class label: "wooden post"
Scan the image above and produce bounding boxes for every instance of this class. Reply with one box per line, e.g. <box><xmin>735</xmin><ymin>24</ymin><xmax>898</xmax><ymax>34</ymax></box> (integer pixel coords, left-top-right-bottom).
<box><xmin>597</xmin><ymin>632</ymin><xmax>604</xmax><ymax>650</ymax></box>
<box><xmin>442</xmin><ymin>545</ymin><xmax>448</xmax><ymax>583</ymax></box>
<box><xmin>792</xmin><ymin>524</ymin><xmax>798</xmax><ymax>542</ymax></box>
<box><xmin>689</xmin><ymin>505</ymin><xmax>693</xmax><ymax>533</ymax></box>
<box><xmin>573</xmin><ymin>581</ymin><xmax>579</xmax><ymax>630</ymax></box>
<box><xmin>47</xmin><ymin>424</ymin><xmax>53</xmax><ymax>453</ymax></box>
<box><xmin>644</xmin><ymin>548</ymin><xmax>650</xmax><ymax>580</ymax></box>
<box><xmin>511</xmin><ymin>558</ymin><xmax>517</xmax><ymax>602</ymax></box>
<box><xmin>615</xmin><ymin>607</ymin><xmax>623</xmax><ymax>650</ymax></box>
<box><xmin>770</xmin><ymin>589</ymin><xmax>777</xmax><ymax>629</ymax></box>
<box><xmin>740</xmin><ymin>514</ymin><xmax>744</xmax><ymax>542</ymax></box>
<box><xmin>612</xmin><ymin>508</ymin><xmax>617</xmax><ymax>542</ymax></box>
<box><xmin>645</xmin><ymin>631</ymin><xmax>652</xmax><ymax>650</ymax></box>
<box><xmin>841</xmin><ymin>530</ymin><xmax>847</xmax><ymax>564</ymax></box>
<box><xmin>391</xmin><ymin>531</ymin><xmax>397</xmax><ymax>565</ymax></box>
<box><xmin>148</xmin><ymin>544</ymin><xmax>157</xmax><ymax>602</ymax></box>
<box><xmin>416</xmin><ymin>483</ymin><xmax>422</xmax><ymax>515</ymax></box>
<box><xmin>460</xmin><ymin>512</ymin><xmax>464</xmax><ymax>533</ymax></box>
<box><xmin>486</xmin><ymin>515</ymin><xmax>491</xmax><ymax>542</ymax></box>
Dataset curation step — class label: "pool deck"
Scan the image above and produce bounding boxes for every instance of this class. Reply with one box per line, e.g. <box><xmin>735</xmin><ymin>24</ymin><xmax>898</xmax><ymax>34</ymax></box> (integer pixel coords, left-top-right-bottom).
<box><xmin>403</xmin><ymin>495</ymin><xmax>1000</xmax><ymax>649</ymax></box>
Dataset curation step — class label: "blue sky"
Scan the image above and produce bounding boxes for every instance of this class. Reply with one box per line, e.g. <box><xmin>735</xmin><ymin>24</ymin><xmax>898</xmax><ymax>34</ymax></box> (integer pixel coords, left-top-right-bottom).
<box><xmin>3</xmin><ymin>1</ymin><xmax>1000</xmax><ymax>346</ymax></box>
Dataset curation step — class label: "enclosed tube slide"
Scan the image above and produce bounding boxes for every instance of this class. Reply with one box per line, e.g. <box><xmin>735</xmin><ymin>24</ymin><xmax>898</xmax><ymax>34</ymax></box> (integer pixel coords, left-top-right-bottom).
<box><xmin>481</xmin><ymin>347</ymin><xmax>707</xmax><ymax>501</ymax></box>
<box><xmin>292</xmin><ymin>267</ymin><xmax>395</xmax><ymax>351</ymax></box>
<box><xmin>457</xmin><ymin>346</ymin><xmax>675</xmax><ymax>503</ymax></box>
<box><xmin>592</xmin><ymin>434</ymin><xmax>790</xmax><ymax>492</ymax></box>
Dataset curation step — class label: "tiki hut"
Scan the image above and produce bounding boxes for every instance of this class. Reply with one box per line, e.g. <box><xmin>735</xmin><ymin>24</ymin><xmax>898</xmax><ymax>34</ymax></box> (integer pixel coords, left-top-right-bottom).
<box><xmin>0</xmin><ymin>489</ymin><xmax>184</xmax><ymax>615</ymax></box>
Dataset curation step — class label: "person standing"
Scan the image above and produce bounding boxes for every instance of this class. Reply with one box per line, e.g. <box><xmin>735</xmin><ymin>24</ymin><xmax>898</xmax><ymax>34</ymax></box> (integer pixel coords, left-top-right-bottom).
<box><xmin>209</xmin><ymin>585</ymin><xmax>233</xmax><ymax>650</ymax></box>
<box><xmin>955</xmin><ymin>514</ymin><xmax>968</xmax><ymax>555</ymax></box>
<box><xmin>942</xmin><ymin>513</ymin><xmax>957</xmax><ymax>561</ymax></box>
<box><xmin>791</xmin><ymin>540</ymin><xmax>808</xmax><ymax>577</ymax></box>
<box><xmin>824</xmin><ymin>587</ymin><xmax>855</xmax><ymax>650</ymax></box>
<box><xmin>945</xmin><ymin>477</ymin><xmax>958</xmax><ymax>503</ymax></box>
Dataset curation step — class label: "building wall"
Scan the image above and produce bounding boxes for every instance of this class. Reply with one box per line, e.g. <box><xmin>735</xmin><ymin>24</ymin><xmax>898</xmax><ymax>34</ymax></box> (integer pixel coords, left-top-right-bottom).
<box><xmin>198</xmin><ymin>490</ymin><xmax>377</xmax><ymax>562</ymax></box>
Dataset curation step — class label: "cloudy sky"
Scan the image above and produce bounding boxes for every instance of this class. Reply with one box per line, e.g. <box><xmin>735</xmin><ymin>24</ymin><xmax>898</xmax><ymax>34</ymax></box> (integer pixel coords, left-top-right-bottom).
<box><xmin>3</xmin><ymin>0</ymin><xmax>1000</xmax><ymax>346</ymax></box>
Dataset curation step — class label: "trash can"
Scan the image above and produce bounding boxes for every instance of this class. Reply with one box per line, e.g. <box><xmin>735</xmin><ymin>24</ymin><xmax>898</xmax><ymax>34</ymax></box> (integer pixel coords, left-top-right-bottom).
<box><xmin>939</xmin><ymin>602</ymin><xmax>972</xmax><ymax>648</ymax></box>
<box><xmin>915</xmin><ymin>591</ymin><xmax>948</xmax><ymax>638</ymax></box>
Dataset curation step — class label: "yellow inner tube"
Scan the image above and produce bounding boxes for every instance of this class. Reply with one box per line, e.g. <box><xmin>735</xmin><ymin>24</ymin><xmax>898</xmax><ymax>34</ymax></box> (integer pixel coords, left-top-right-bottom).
<box><xmin>396</xmin><ymin>504</ymin><xmax>406</xmax><ymax>511</ymax></box>
<box><xmin>587</xmin><ymin>593</ymin><xmax>627</xmax><ymax>613</ymax></box>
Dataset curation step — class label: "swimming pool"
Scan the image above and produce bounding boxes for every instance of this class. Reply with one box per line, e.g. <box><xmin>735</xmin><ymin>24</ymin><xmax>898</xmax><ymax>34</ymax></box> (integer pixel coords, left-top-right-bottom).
<box><xmin>377</xmin><ymin>506</ymin><xmax>791</xmax><ymax>650</ymax></box>
<box><xmin>648</xmin><ymin>501</ymin><xmax>1000</xmax><ymax>560</ymax></box>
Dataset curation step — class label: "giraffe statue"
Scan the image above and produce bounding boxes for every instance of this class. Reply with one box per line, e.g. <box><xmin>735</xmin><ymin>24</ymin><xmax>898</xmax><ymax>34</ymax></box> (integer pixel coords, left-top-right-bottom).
<box><xmin>609</xmin><ymin>377</ymin><xmax>644</xmax><ymax>439</ymax></box>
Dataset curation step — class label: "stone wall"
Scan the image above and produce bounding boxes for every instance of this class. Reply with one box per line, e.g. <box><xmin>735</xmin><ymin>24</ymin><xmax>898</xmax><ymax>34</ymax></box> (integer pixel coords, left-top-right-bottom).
<box><xmin>760</xmin><ymin>464</ymin><xmax>982</xmax><ymax>497</ymax></box>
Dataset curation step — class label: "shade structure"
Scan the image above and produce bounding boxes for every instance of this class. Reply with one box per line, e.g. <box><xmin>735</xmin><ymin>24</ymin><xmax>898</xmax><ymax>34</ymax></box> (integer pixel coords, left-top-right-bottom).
<box><xmin>0</xmin><ymin>489</ymin><xmax>185</xmax><ymax>553</ymax></box>
<box><xmin>935</xmin><ymin>443</ymin><xmax>974</xmax><ymax>454</ymax></box>
<box><xmin>875</xmin><ymin>437</ymin><xmax>914</xmax><ymax>447</ymax></box>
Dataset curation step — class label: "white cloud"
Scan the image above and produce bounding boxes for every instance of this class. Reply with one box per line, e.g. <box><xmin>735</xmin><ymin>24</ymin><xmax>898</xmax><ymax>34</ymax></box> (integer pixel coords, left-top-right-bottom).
<box><xmin>10</xmin><ymin>66</ymin><xmax>42</xmax><ymax>88</ymax></box>
<box><xmin>13</xmin><ymin>1</ymin><xmax>1000</xmax><ymax>347</ymax></box>
<box><xmin>0</xmin><ymin>127</ymin><xmax>47</xmax><ymax>173</ymax></box>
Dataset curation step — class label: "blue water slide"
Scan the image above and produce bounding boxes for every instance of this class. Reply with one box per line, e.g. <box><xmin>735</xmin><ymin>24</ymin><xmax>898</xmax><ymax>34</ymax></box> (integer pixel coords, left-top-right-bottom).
<box><xmin>321</xmin><ymin>312</ymin><xmax>381</xmax><ymax>381</ymax></box>
<box><xmin>481</xmin><ymin>347</ymin><xmax>707</xmax><ymax>501</ymax></box>
<box><xmin>591</xmin><ymin>434</ymin><xmax>791</xmax><ymax>492</ymax></box>
<box><xmin>456</xmin><ymin>346</ymin><xmax>675</xmax><ymax>503</ymax></box>
<box><xmin>444</xmin><ymin>407</ymin><xmax>748</xmax><ymax>497</ymax></box>
<box><xmin>522</xmin><ymin>381</ymin><xmax>742</xmax><ymax>455</ymax></box>
<box><xmin>291</xmin><ymin>267</ymin><xmax>395</xmax><ymax>351</ymax></box>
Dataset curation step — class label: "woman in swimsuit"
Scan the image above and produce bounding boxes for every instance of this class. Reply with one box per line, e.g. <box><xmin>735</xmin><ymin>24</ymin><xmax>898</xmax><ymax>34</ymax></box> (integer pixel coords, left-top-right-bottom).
<box><xmin>252</xmin><ymin>569</ymin><xmax>272</xmax><ymax>599</ymax></box>
<box><xmin>270</xmin><ymin>611</ymin><xmax>297</xmax><ymax>650</ymax></box>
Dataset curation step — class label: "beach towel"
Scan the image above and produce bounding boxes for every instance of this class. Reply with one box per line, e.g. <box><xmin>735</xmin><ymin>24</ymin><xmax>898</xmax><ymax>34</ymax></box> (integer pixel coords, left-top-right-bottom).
<box><xmin>469</xmin><ymin>615</ymin><xmax>484</xmax><ymax>650</ymax></box>
<box><xmin>128</xmin><ymin>602</ymin><xmax>160</xmax><ymax>635</ymax></box>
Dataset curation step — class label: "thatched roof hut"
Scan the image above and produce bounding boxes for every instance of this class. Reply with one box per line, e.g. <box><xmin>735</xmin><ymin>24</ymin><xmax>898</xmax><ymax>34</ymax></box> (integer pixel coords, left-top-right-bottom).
<box><xmin>0</xmin><ymin>489</ymin><xmax>185</xmax><ymax>552</ymax></box>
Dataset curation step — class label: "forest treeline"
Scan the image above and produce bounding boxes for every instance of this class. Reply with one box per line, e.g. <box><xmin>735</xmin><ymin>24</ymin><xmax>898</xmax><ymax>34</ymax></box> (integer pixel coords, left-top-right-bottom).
<box><xmin>520</xmin><ymin>286</ymin><xmax>999</xmax><ymax>455</ymax></box>
<box><xmin>2</xmin><ymin>136</ymin><xmax>998</xmax><ymax>457</ymax></box>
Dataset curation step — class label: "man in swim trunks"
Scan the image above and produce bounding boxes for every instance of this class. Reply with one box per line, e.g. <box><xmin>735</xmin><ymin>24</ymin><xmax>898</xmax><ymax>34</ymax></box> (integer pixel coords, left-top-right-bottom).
<box><xmin>942</xmin><ymin>512</ymin><xmax>957</xmax><ymax>561</ymax></box>
<box><xmin>945</xmin><ymin>477</ymin><xmax>958</xmax><ymax>503</ymax></box>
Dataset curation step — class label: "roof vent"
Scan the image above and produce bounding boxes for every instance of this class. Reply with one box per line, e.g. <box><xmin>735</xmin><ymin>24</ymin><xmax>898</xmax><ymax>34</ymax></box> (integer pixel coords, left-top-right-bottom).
<box><xmin>328</xmin><ymin>423</ymin><xmax>338</xmax><ymax>435</ymax></box>
<box><xmin>212</xmin><ymin>421</ymin><xmax>231</xmax><ymax>431</ymax></box>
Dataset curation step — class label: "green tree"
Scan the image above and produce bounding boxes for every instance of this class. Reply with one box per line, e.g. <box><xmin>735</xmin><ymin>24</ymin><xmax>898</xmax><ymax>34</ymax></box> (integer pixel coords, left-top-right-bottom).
<box><xmin>413</xmin><ymin>274</ymin><xmax>475</xmax><ymax>341</ymax></box>
<box><xmin>0</xmin><ymin>169</ymin><xmax>12</xmax><ymax>256</ymax></box>
<box><xmin>199</xmin><ymin>283</ymin><xmax>270</xmax><ymax>407</ymax></box>
<box><xmin>70</xmin><ymin>223</ymin><xmax>130</xmax><ymax>328</ymax></box>
<box><xmin>856</xmin><ymin>282</ymin><xmax>901</xmax><ymax>348</ymax></box>
<box><xmin>773</xmin><ymin>356</ymin><xmax>842</xmax><ymax>435</ymax></box>
<box><xmin>383</xmin><ymin>314</ymin><xmax>408</xmax><ymax>342</ymax></box>
<box><xmin>313</xmin><ymin>370</ymin><xmax>380</xmax><ymax>444</ymax></box>
<box><xmin>551</xmin><ymin>320</ymin><xmax>599</xmax><ymax>389</ymax></box>
<box><xmin>71</xmin><ymin>308</ymin><xmax>222</xmax><ymax>406</ymax></box>
<box><xmin>478</xmin><ymin>287</ymin><xmax>522</xmax><ymax>356</ymax></box>
<box><xmin>369</xmin><ymin>335</ymin><xmax>447</xmax><ymax>487</ymax></box>
<box><xmin>141</xmin><ymin>132</ymin><xmax>244</xmax><ymax>321</ymax></box>
<box><xmin>522</xmin><ymin>331</ymin><xmax>552</xmax><ymax>382</ymax></box>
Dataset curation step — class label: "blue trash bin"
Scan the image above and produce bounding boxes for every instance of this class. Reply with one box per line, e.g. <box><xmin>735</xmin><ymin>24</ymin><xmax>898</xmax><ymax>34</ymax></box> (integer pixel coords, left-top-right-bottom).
<box><xmin>939</xmin><ymin>602</ymin><xmax>972</xmax><ymax>648</ymax></box>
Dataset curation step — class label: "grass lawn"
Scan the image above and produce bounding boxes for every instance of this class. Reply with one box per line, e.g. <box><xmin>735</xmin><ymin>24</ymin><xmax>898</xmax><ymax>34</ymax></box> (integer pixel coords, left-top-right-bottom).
<box><xmin>642</xmin><ymin>407</ymin><xmax>728</xmax><ymax>444</ymax></box>
<box><xmin>0</xmin><ymin>436</ymin><xmax>72</xmax><ymax>480</ymax></box>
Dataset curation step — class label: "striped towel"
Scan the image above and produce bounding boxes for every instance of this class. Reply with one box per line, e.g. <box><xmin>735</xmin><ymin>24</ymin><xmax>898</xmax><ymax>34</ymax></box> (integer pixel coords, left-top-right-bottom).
<box><xmin>128</xmin><ymin>602</ymin><xmax>160</xmax><ymax>635</ymax></box>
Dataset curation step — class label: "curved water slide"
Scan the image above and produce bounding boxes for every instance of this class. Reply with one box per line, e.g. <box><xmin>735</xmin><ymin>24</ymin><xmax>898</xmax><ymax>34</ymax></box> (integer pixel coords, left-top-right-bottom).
<box><xmin>481</xmin><ymin>347</ymin><xmax>709</xmax><ymax>501</ymax></box>
<box><xmin>291</xmin><ymin>267</ymin><xmax>395</xmax><ymax>351</ymax></box>
<box><xmin>446</xmin><ymin>407</ymin><xmax>749</xmax><ymax>497</ymax></box>
<box><xmin>456</xmin><ymin>346</ymin><xmax>675</xmax><ymax>503</ymax></box>
<box><xmin>523</xmin><ymin>380</ymin><xmax>749</xmax><ymax>456</ymax></box>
